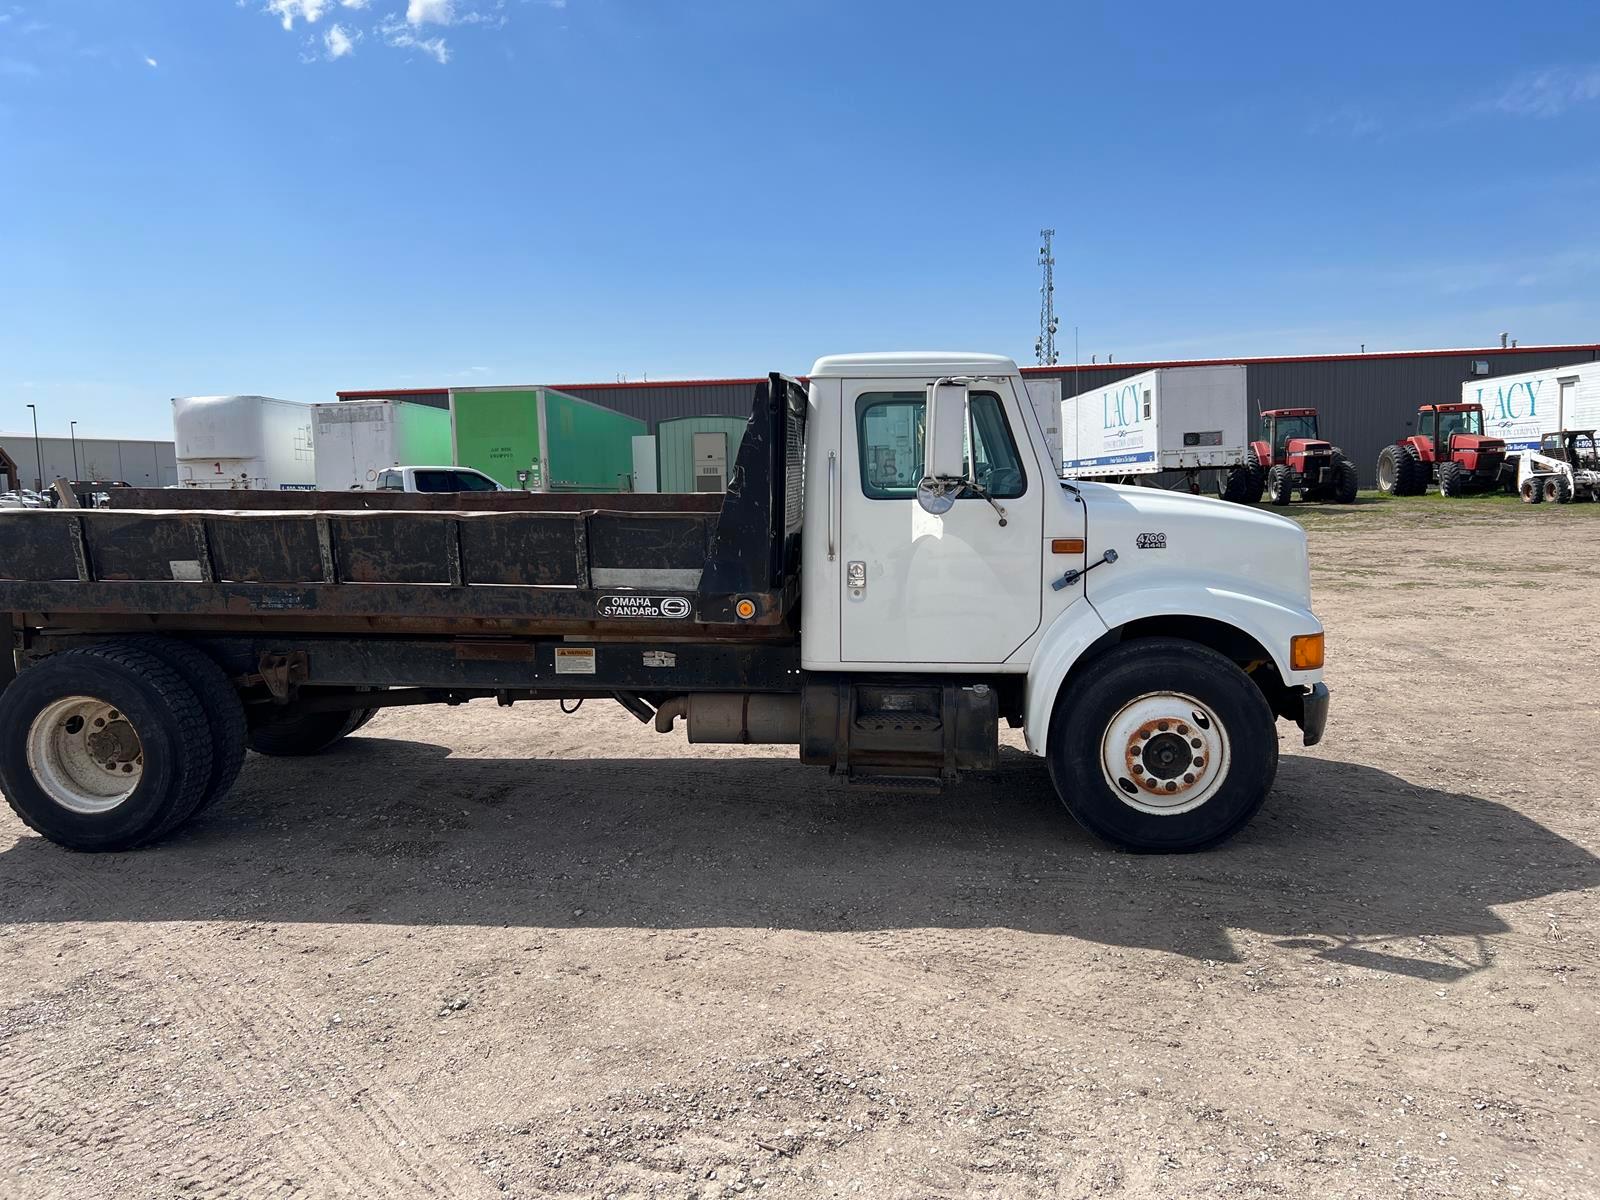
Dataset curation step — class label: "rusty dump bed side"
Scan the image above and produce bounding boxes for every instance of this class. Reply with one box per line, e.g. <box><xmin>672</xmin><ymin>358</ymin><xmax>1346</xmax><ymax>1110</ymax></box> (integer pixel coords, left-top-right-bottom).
<box><xmin>0</xmin><ymin>375</ymin><xmax>808</xmax><ymax>642</ymax></box>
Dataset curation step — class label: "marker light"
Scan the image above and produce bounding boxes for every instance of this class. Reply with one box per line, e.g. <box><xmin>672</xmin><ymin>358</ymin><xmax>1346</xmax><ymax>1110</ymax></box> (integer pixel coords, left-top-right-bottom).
<box><xmin>735</xmin><ymin>598</ymin><xmax>757</xmax><ymax>620</ymax></box>
<box><xmin>1290</xmin><ymin>633</ymin><xmax>1324</xmax><ymax>671</ymax></box>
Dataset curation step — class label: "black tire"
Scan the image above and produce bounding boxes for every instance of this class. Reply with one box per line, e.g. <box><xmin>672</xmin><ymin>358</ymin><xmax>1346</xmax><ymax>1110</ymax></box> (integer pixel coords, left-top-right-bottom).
<box><xmin>1376</xmin><ymin>444</ymin><xmax>1404</xmax><ymax>495</ymax></box>
<box><xmin>0</xmin><ymin>644</ymin><xmax>213</xmax><ymax>851</ymax></box>
<box><xmin>130</xmin><ymin>637</ymin><xmax>247</xmax><ymax>817</ymax></box>
<box><xmin>1245</xmin><ymin>447</ymin><xmax>1267</xmax><ymax>503</ymax></box>
<box><xmin>1330</xmin><ymin>454</ymin><xmax>1359</xmax><ymax>504</ymax></box>
<box><xmin>1438</xmin><ymin>460</ymin><xmax>1465</xmax><ymax>497</ymax></box>
<box><xmin>247</xmin><ymin>705</ymin><xmax>372</xmax><ymax>757</ymax></box>
<box><xmin>1217</xmin><ymin>464</ymin><xmax>1258</xmax><ymax>504</ymax></box>
<box><xmin>1544</xmin><ymin>474</ymin><xmax>1573</xmax><ymax>504</ymax></box>
<box><xmin>1046</xmin><ymin>639</ymin><xmax>1279</xmax><ymax>853</ymax></box>
<box><xmin>1520</xmin><ymin>477</ymin><xmax>1544</xmax><ymax>504</ymax></box>
<box><xmin>1266</xmin><ymin>464</ymin><xmax>1294</xmax><ymax>505</ymax></box>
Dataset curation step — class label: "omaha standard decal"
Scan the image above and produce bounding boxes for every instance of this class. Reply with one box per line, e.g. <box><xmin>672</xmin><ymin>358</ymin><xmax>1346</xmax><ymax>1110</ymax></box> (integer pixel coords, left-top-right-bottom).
<box><xmin>597</xmin><ymin>594</ymin><xmax>692</xmax><ymax>619</ymax></box>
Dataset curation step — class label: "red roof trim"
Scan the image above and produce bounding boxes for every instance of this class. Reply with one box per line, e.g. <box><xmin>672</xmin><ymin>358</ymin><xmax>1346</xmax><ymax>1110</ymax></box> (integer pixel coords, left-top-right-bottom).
<box><xmin>1017</xmin><ymin>343</ymin><xmax>1600</xmax><ymax>375</ymax></box>
<box><xmin>337</xmin><ymin>344</ymin><xmax>1600</xmax><ymax>399</ymax></box>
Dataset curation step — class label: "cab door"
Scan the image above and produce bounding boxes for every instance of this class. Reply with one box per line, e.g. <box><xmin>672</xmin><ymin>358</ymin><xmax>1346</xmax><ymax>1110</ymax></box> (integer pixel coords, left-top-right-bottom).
<box><xmin>836</xmin><ymin>377</ymin><xmax>1046</xmax><ymax>664</ymax></box>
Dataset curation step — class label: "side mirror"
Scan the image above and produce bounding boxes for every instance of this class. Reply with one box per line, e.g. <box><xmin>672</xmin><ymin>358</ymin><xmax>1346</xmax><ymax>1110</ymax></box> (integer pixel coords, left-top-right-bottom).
<box><xmin>918</xmin><ymin>380</ymin><xmax>970</xmax><ymax>515</ymax></box>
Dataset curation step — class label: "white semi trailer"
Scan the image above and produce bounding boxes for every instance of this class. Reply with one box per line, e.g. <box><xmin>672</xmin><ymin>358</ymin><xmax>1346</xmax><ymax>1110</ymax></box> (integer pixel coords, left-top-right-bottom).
<box><xmin>1060</xmin><ymin>365</ymin><xmax>1258</xmax><ymax>502</ymax></box>
<box><xmin>1466</xmin><ymin>360</ymin><xmax>1600</xmax><ymax>453</ymax></box>
<box><xmin>311</xmin><ymin>399</ymin><xmax>453</xmax><ymax>491</ymax></box>
<box><xmin>1468</xmin><ymin>360</ymin><xmax>1600</xmax><ymax>503</ymax></box>
<box><xmin>172</xmin><ymin>395</ymin><xmax>316</xmax><ymax>491</ymax></box>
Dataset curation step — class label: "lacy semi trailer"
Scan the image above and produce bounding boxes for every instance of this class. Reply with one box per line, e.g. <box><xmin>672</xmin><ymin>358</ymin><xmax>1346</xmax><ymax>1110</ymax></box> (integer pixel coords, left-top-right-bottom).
<box><xmin>0</xmin><ymin>353</ymin><xmax>1328</xmax><ymax>856</ymax></box>
<box><xmin>1059</xmin><ymin>365</ymin><xmax>1261</xmax><ymax>503</ymax></box>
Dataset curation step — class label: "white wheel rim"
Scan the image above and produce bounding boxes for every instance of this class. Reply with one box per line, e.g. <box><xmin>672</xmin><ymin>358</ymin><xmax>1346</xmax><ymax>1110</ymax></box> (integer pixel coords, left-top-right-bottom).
<box><xmin>1099</xmin><ymin>691</ymin><xmax>1230</xmax><ymax>816</ymax></box>
<box><xmin>25</xmin><ymin>696</ymin><xmax>144</xmax><ymax>815</ymax></box>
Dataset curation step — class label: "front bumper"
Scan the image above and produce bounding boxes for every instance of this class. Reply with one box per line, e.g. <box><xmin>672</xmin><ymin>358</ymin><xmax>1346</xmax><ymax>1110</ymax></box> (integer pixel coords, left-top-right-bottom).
<box><xmin>1295</xmin><ymin>682</ymin><xmax>1330</xmax><ymax>747</ymax></box>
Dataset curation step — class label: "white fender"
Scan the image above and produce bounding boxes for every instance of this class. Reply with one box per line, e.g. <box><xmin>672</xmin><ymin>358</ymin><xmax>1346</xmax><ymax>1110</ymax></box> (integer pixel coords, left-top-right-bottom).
<box><xmin>1022</xmin><ymin>581</ymin><xmax>1323</xmax><ymax>756</ymax></box>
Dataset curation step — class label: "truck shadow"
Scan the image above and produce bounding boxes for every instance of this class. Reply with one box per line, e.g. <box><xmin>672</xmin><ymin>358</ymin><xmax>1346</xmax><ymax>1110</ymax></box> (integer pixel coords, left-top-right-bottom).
<box><xmin>2</xmin><ymin>739</ymin><xmax>1595</xmax><ymax>982</ymax></box>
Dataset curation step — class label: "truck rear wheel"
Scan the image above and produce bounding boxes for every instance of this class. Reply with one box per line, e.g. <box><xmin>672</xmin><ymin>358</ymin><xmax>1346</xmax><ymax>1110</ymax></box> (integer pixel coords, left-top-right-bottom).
<box><xmin>131</xmin><ymin>637</ymin><xmax>248</xmax><ymax>816</ymax></box>
<box><xmin>0</xmin><ymin>645</ymin><xmax>214</xmax><ymax>851</ymax></box>
<box><xmin>1046</xmin><ymin>639</ymin><xmax>1278</xmax><ymax>853</ymax></box>
<box><xmin>247</xmin><ymin>706</ymin><xmax>374</xmax><ymax>757</ymax></box>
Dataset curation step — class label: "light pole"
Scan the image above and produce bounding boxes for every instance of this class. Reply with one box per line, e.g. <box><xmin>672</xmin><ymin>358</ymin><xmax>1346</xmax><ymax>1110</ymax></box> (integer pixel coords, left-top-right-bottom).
<box><xmin>69</xmin><ymin>421</ymin><xmax>80</xmax><ymax>482</ymax></box>
<box><xmin>25</xmin><ymin>403</ymin><xmax>43</xmax><ymax>492</ymax></box>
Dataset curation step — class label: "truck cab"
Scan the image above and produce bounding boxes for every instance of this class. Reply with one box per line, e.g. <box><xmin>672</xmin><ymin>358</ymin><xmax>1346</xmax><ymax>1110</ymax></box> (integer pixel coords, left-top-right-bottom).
<box><xmin>375</xmin><ymin>465</ymin><xmax>504</xmax><ymax>493</ymax></box>
<box><xmin>0</xmin><ymin>353</ymin><xmax>1328</xmax><ymax>856</ymax></box>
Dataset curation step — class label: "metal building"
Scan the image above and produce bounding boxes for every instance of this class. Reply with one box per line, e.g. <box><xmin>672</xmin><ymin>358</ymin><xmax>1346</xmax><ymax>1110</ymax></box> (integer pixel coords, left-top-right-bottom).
<box><xmin>338</xmin><ymin>343</ymin><xmax>1600</xmax><ymax>488</ymax></box>
<box><xmin>0</xmin><ymin>434</ymin><xmax>177</xmax><ymax>491</ymax></box>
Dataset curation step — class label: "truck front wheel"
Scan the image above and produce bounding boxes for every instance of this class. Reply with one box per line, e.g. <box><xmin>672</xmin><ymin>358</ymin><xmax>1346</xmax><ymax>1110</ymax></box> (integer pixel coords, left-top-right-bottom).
<box><xmin>1047</xmin><ymin>639</ymin><xmax>1279</xmax><ymax>852</ymax></box>
<box><xmin>0</xmin><ymin>645</ymin><xmax>214</xmax><ymax>851</ymax></box>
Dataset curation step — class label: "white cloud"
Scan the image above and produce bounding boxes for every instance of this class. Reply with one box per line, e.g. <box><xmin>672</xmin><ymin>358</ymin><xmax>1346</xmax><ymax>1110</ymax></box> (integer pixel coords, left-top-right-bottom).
<box><xmin>265</xmin><ymin>0</ymin><xmax>329</xmax><ymax>30</ymax></box>
<box><xmin>379</xmin><ymin>17</ymin><xmax>450</xmax><ymax>63</ymax></box>
<box><xmin>1485</xmin><ymin>65</ymin><xmax>1600</xmax><ymax>119</ymax></box>
<box><xmin>144</xmin><ymin>56</ymin><xmax>158</xmax><ymax>68</ymax></box>
<box><xmin>406</xmin><ymin>0</ymin><xmax>454</xmax><ymax>25</ymax></box>
<box><xmin>323</xmin><ymin>24</ymin><xmax>356</xmax><ymax>59</ymax></box>
<box><xmin>340</xmin><ymin>0</ymin><xmax>369</xmax><ymax>8</ymax></box>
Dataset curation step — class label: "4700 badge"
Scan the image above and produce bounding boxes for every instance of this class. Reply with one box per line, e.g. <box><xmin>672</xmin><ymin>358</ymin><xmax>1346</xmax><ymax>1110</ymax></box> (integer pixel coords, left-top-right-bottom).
<box><xmin>596</xmin><ymin>594</ymin><xmax>694</xmax><ymax>619</ymax></box>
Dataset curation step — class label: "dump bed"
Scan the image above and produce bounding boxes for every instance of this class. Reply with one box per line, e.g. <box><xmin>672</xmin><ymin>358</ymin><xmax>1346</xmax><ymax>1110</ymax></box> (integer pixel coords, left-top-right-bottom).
<box><xmin>0</xmin><ymin>376</ymin><xmax>807</xmax><ymax>640</ymax></box>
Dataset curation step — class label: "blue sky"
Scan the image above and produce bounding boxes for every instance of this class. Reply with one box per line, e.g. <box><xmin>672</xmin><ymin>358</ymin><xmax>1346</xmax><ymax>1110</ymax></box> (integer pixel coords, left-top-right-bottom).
<box><xmin>2</xmin><ymin>0</ymin><xmax>1598</xmax><ymax>439</ymax></box>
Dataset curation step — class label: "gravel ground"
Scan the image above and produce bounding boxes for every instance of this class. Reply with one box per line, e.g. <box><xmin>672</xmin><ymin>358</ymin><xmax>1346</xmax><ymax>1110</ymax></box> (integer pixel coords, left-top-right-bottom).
<box><xmin>1</xmin><ymin>492</ymin><xmax>1597</xmax><ymax>1199</ymax></box>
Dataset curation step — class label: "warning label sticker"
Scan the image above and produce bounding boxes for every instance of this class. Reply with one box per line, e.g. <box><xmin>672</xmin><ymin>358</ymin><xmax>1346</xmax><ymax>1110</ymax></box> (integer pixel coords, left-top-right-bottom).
<box><xmin>553</xmin><ymin>647</ymin><xmax>597</xmax><ymax>675</ymax></box>
<box><xmin>596</xmin><ymin>595</ymin><xmax>692</xmax><ymax>619</ymax></box>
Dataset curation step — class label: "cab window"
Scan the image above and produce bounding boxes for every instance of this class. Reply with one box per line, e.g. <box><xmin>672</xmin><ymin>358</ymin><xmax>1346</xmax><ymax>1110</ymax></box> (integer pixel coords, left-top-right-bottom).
<box><xmin>376</xmin><ymin>470</ymin><xmax>403</xmax><ymax>491</ymax></box>
<box><xmin>856</xmin><ymin>391</ymin><xmax>1026</xmax><ymax>500</ymax></box>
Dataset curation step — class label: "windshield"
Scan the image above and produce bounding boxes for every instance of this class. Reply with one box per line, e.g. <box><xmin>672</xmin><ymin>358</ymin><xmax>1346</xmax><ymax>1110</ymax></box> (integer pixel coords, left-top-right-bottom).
<box><xmin>1266</xmin><ymin>414</ymin><xmax>1319</xmax><ymax>454</ymax></box>
<box><xmin>1439</xmin><ymin>409</ymin><xmax>1483</xmax><ymax>438</ymax></box>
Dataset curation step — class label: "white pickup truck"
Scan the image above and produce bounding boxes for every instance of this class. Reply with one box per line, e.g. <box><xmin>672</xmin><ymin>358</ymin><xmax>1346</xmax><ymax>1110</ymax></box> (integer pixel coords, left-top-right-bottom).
<box><xmin>0</xmin><ymin>352</ymin><xmax>1327</xmax><ymax>854</ymax></box>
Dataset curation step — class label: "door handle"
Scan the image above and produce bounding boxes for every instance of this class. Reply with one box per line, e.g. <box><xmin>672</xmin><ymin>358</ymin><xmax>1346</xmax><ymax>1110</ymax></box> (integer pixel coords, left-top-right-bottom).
<box><xmin>827</xmin><ymin>451</ymin><xmax>837</xmax><ymax>562</ymax></box>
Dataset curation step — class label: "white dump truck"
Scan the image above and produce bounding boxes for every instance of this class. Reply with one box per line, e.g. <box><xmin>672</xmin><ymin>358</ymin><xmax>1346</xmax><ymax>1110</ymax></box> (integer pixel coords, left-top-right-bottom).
<box><xmin>172</xmin><ymin>395</ymin><xmax>316</xmax><ymax>491</ymax></box>
<box><xmin>1</xmin><ymin>353</ymin><xmax>1327</xmax><ymax>856</ymax></box>
<box><xmin>1059</xmin><ymin>365</ymin><xmax>1259</xmax><ymax>502</ymax></box>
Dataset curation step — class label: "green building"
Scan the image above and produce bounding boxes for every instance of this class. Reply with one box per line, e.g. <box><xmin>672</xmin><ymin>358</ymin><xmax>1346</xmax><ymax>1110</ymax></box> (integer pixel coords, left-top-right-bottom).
<box><xmin>449</xmin><ymin>386</ymin><xmax>647</xmax><ymax>492</ymax></box>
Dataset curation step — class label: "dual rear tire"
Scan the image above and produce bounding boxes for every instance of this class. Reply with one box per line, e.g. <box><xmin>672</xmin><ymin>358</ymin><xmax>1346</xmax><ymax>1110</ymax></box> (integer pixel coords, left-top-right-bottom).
<box><xmin>0</xmin><ymin>640</ymin><xmax>374</xmax><ymax>851</ymax></box>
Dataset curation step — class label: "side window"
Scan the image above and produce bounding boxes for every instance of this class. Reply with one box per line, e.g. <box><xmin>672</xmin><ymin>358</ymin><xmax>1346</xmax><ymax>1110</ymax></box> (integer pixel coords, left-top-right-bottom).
<box><xmin>412</xmin><ymin>470</ymin><xmax>455</xmax><ymax>493</ymax></box>
<box><xmin>855</xmin><ymin>391</ymin><xmax>1026</xmax><ymax>500</ymax></box>
<box><xmin>455</xmin><ymin>471</ymin><xmax>499</xmax><ymax>492</ymax></box>
<box><xmin>377</xmin><ymin>470</ymin><xmax>402</xmax><ymax>490</ymax></box>
<box><xmin>1419</xmin><ymin>411</ymin><xmax>1435</xmax><ymax>440</ymax></box>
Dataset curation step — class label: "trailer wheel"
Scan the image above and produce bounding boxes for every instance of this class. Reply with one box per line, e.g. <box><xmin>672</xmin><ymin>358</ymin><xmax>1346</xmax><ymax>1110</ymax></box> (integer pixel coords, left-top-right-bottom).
<box><xmin>1438</xmin><ymin>460</ymin><xmax>1466</xmax><ymax>497</ymax></box>
<box><xmin>1266</xmin><ymin>465</ymin><xmax>1294</xmax><ymax>506</ymax></box>
<box><xmin>131</xmin><ymin>637</ymin><xmax>248</xmax><ymax>817</ymax></box>
<box><xmin>1520</xmin><ymin>477</ymin><xmax>1544</xmax><ymax>504</ymax></box>
<box><xmin>1543</xmin><ymin>474</ymin><xmax>1573</xmax><ymax>504</ymax></box>
<box><xmin>1330</xmin><ymin>455</ymin><xmax>1359</xmax><ymax>504</ymax></box>
<box><xmin>247</xmin><ymin>706</ymin><xmax>373</xmax><ymax>757</ymax></box>
<box><xmin>1046</xmin><ymin>639</ymin><xmax>1278</xmax><ymax>853</ymax></box>
<box><xmin>0</xmin><ymin>645</ymin><xmax>214</xmax><ymax>851</ymax></box>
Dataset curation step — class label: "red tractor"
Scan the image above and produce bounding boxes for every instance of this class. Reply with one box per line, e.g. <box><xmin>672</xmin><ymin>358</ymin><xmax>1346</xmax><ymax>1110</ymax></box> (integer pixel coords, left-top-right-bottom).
<box><xmin>1250</xmin><ymin>408</ymin><xmax>1359</xmax><ymax>505</ymax></box>
<box><xmin>1376</xmin><ymin>403</ymin><xmax>1507</xmax><ymax>498</ymax></box>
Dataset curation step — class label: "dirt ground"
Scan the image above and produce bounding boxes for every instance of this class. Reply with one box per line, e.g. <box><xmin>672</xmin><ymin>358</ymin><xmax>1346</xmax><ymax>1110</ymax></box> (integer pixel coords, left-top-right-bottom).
<box><xmin>2</xmin><ymin>491</ymin><xmax>1597</xmax><ymax>1199</ymax></box>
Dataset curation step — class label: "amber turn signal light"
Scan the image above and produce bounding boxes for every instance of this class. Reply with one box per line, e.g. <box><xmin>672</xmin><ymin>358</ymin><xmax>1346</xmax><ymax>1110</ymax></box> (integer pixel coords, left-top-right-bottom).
<box><xmin>1051</xmin><ymin>538</ymin><xmax>1085</xmax><ymax>555</ymax></box>
<box><xmin>735</xmin><ymin>598</ymin><xmax>757</xmax><ymax>620</ymax></box>
<box><xmin>1289</xmin><ymin>632</ymin><xmax>1324</xmax><ymax>671</ymax></box>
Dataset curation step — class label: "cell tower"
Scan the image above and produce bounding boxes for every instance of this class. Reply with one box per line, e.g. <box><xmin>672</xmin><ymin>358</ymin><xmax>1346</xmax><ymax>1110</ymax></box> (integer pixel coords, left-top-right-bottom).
<box><xmin>1035</xmin><ymin>228</ymin><xmax>1059</xmax><ymax>366</ymax></box>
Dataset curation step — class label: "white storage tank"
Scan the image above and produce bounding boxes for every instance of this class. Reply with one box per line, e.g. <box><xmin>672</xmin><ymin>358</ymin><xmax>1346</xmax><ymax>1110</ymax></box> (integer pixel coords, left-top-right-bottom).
<box><xmin>172</xmin><ymin>395</ymin><xmax>315</xmax><ymax>490</ymax></box>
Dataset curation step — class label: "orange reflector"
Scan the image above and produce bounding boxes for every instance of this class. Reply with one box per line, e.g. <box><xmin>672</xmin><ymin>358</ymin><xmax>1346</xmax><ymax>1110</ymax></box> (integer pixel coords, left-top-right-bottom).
<box><xmin>1290</xmin><ymin>632</ymin><xmax>1324</xmax><ymax>671</ymax></box>
<box><xmin>735</xmin><ymin>598</ymin><xmax>757</xmax><ymax>620</ymax></box>
<box><xmin>1051</xmin><ymin>538</ymin><xmax>1085</xmax><ymax>554</ymax></box>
